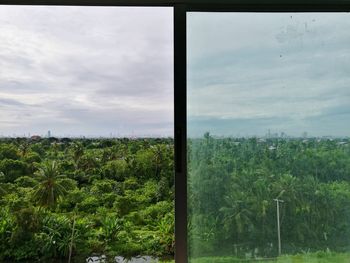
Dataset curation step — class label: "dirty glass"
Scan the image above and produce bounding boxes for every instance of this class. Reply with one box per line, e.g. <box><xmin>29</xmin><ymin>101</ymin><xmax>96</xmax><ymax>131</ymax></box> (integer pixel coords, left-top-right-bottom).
<box><xmin>187</xmin><ymin>12</ymin><xmax>350</xmax><ymax>262</ymax></box>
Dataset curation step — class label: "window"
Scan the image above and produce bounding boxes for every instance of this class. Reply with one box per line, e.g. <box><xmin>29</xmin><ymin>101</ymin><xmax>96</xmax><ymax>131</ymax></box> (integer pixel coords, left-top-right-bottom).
<box><xmin>187</xmin><ymin>11</ymin><xmax>350</xmax><ymax>262</ymax></box>
<box><xmin>0</xmin><ymin>1</ymin><xmax>349</xmax><ymax>263</ymax></box>
<box><xmin>0</xmin><ymin>5</ymin><xmax>174</xmax><ymax>262</ymax></box>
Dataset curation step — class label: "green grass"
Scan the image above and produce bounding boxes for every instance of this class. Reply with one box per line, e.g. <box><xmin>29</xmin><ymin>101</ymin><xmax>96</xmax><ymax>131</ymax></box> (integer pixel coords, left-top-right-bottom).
<box><xmin>272</xmin><ymin>252</ymin><xmax>350</xmax><ymax>263</ymax></box>
<box><xmin>184</xmin><ymin>252</ymin><xmax>350</xmax><ymax>263</ymax></box>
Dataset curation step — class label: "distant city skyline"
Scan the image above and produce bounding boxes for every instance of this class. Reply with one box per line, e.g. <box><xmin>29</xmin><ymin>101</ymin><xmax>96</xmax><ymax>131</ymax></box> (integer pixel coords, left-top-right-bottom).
<box><xmin>0</xmin><ymin>6</ymin><xmax>173</xmax><ymax>138</ymax></box>
<box><xmin>1</xmin><ymin>128</ymin><xmax>348</xmax><ymax>139</ymax></box>
<box><xmin>0</xmin><ymin>130</ymin><xmax>173</xmax><ymax>138</ymax></box>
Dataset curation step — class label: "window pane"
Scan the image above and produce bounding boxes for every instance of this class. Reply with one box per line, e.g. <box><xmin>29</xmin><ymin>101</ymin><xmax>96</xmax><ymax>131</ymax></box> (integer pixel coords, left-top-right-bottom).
<box><xmin>0</xmin><ymin>6</ymin><xmax>174</xmax><ymax>262</ymax></box>
<box><xmin>187</xmin><ymin>12</ymin><xmax>350</xmax><ymax>262</ymax></box>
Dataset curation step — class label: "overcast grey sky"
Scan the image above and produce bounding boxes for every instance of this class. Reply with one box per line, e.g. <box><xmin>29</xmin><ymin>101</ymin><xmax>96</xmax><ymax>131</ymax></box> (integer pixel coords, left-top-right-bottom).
<box><xmin>1</xmin><ymin>9</ymin><xmax>350</xmax><ymax>138</ymax></box>
<box><xmin>0</xmin><ymin>6</ymin><xmax>173</xmax><ymax>138</ymax></box>
<box><xmin>188</xmin><ymin>12</ymin><xmax>350</xmax><ymax>138</ymax></box>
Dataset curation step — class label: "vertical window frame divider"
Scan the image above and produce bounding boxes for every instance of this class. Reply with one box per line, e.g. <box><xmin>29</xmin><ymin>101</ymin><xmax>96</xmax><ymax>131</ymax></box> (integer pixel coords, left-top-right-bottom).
<box><xmin>174</xmin><ymin>4</ymin><xmax>188</xmax><ymax>263</ymax></box>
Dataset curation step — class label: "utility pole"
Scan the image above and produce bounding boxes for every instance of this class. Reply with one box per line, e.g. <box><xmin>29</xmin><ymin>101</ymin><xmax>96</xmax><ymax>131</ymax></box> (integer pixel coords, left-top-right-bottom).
<box><xmin>273</xmin><ymin>198</ymin><xmax>284</xmax><ymax>256</ymax></box>
<box><xmin>68</xmin><ymin>213</ymin><xmax>76</xmax><ymax>263</ymax></box>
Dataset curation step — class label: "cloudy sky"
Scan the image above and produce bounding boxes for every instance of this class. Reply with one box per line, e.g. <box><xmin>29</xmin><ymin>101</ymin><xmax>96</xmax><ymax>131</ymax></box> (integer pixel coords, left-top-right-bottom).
<box><xmin>0</xmin><ymin>6</ymin><xmax>173</xmax><ymax>138</ymax></box>
<box><xmin>188</xmin><ymin>12</ymin><xmax>350</xmax><ymax>138</ymax></box>
<box><xmin>1</xmin><ymin>9</ymin><xmax>349</xmax><ymax>139</ymax></box>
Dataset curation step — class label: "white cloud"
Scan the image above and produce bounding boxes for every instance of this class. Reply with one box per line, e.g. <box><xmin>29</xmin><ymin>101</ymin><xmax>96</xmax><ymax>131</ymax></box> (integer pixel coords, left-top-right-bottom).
<box><xmin>0</xmin><ymin>6</ymin><xmax>173</xmax><ymax>137</ymax></box>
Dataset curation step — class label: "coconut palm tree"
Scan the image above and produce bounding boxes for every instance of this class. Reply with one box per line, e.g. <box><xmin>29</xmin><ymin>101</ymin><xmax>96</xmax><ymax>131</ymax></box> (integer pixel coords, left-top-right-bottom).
<box><xmin>33</xmin><ymin>161</ymin><xmax>68</xmax><ymax>208</ymax></box>
<box><xmin>0</xmin><ymin>172</ymin><xmax>6</xmax><ymax>195</ymax></box>
<box><xmin>18</xmin><ymin>141</ymin><xmax>30</xmax><ymax>157</ymax></box>
<box><xmin>72</xmin><ymin>142</ymin><xmax>84</xmax><ymax>168</ymax></box>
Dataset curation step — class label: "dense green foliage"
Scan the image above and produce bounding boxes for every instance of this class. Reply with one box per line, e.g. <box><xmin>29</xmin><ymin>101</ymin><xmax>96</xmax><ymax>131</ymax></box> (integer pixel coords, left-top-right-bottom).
<box><xmin>0</xmin><ymin>137</ymin><xmax>174</xmax><ymax>261</ymax></box>
<box><xmin>1</xmin><ymin>134</ymin><xmax>350</xmax><ymax>262</ymax></box>
<box><xmin>188</xmin><ymin>134</ymin><xmax>350</xmax><ymax>259</ymax></box>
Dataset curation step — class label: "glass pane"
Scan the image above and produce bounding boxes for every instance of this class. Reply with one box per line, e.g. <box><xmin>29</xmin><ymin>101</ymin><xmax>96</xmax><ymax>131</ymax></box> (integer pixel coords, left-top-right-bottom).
<box><xmin>0</xmin><ymin>6</ymin><xmax>174</xmax><ymax>262</ymax></box>
<box><xmin>187</xmin><ymin>12</ymin><xmax>350</xmax><ymax>262</ymax></box>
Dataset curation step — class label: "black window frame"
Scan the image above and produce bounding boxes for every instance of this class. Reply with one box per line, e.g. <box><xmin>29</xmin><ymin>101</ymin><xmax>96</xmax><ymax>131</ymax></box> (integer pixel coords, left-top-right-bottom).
<box><xmin>1</xmin><ymin>1</ymin><xmax>350</xmax><ymax>262</ymax></box>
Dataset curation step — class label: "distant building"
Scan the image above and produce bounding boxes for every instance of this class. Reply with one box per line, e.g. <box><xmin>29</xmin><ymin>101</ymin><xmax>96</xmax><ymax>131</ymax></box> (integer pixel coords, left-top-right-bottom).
<box><xmin>30</xmin><ymin>135</ymin><xmax>41</xmax><ymax>141</ymax></box>
<box><xmin>48</xmin><ymin>130</ymin><xmax>51</xmax><ymax>138</ymax></box>
<box><xmin>338</xmin><ymin>141</ymin><xmax>347</xmax><ymax>146</ymax></box>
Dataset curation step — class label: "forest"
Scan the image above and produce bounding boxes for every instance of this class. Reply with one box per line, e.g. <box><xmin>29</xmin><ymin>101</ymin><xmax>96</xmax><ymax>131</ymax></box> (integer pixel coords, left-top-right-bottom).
<box><xmin>1</xmin><ymin>134</ymin><xmax>350</xmax><ymax>262</ymax></box>
<box><xmin>188</xmin><ymin>133</ymin><xmax>350</xmax><ymax>261</ymax></box>
<box><xmin>0</xmin><ymin>137</ymin><xmax>174</xmax><ymax>262</ymax></box>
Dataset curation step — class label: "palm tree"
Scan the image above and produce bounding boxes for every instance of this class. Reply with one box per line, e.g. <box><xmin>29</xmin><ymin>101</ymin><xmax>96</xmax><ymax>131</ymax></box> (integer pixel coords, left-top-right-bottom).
<box><xmin>19</xmin><ymin>141</ymin><xmax>30</xmax><ymax>157</ymax></box>
<box><xmin>72</xmin><ymin>142</ymin><xmax>84</xmax><ymax>168</ymax></box>
<box><xmin>220</xmin><ymin>193</ymin><xmax>253</xmax><ymax>243</ymax></box>
<box><xmin>33</xmin><ymin>161</ymin><xmax>68</xmax><ymax>208</ymax></box>
<box><xmin>151</xmin><ymin>144</ymin><xmax>163</xmax><ymax>179</ymax></box>
<box><xmin>0</xmin><ymin>172</ymin><xmax>6</xmax><ymax>196</ymax></box>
